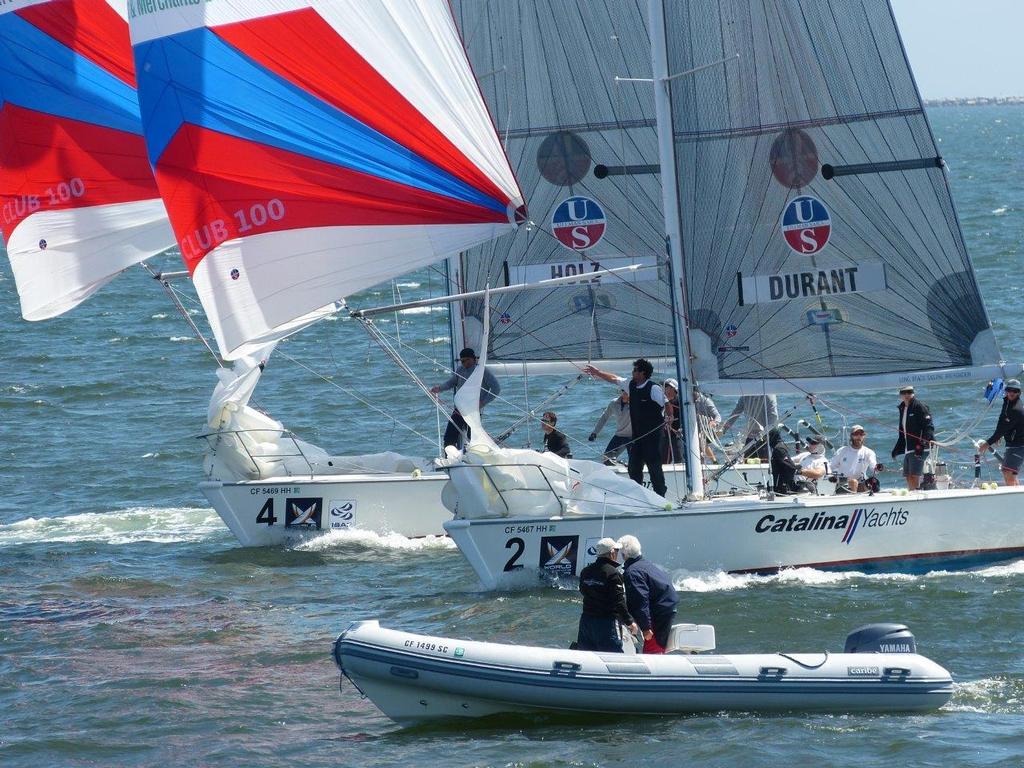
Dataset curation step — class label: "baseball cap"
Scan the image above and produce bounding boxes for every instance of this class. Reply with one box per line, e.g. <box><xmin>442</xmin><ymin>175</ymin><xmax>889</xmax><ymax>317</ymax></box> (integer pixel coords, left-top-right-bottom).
<box><xmin>898</xmin><ymin>385</ymin><xmax>915</xmax><ymax>394</ymax></box>
<box><xmin>851</xmin><ymin>424</ymin><xmax>866</xmax><ymax>434</ymax></box>
<box><xmin>806</xmin><ymin>435</ymin><xmax>822</xmax><ymax>445</ymax></box>
<box><xmin>593</xmin><ymin>537</ymin><xmax>619</xmax><ymax>555</ymax></box>
<box><xmin>663</xmin><ymin>378</ymin><xmax>679</xmax><ymax>390</ymax></box>
<box><xmin>1006</xmin><ymin>379</ymin><xmax>1022</xmax><ymax>392</ymax></box>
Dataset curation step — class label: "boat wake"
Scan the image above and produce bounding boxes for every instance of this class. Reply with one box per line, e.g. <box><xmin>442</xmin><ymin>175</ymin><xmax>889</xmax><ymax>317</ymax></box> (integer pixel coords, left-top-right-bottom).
<box><xmin>948</xmin><ymin>677</ymin><xmax>1024</xmax><ymax>714</ymax></box>
<box><xmin>0</xmin><ymin>506</ymin><xmax>225</xmax><ymax>546</ymax></box>
<box><xmin>295</xmin><ymin>529</ymin><xmax>456</xmax><ymax>553</ymax></box>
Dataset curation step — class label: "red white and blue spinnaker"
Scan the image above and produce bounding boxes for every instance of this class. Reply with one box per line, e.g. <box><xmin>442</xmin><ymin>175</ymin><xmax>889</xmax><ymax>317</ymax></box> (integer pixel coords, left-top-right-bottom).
<box><xmin>0</xmin><ymin>0</ymin><xmax>173</xmax><ymax>320</ymax></box>
<box><xmin>129</xmin><ymin>0</ymin><xmax>524</xmax><ymax>359</ymax></box>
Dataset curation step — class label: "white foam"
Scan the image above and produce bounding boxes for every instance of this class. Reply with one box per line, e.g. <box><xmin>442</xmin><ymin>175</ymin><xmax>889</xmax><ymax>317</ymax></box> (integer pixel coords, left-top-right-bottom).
<box><xmin>295</xmin><ymin>528</ymin><xmax>455</xmax><ymax>552</ymax></box>
<box><xmin>947</xmin><ymin>677</ymin><xmax>1024</xmax><ymax>714</ymax></box>
<box><xmin>992</xmin><ymin>206</ymin><xmax>1008</xmax><ymax>215</ymax></box>
<box><xmin>428</xmin><ymin>336</ymin><xmax>451</xmax><ymax>344</ymax></box>
<box><xmin>395</xmin><ymin>281</ymin><xmax>421</xmax><ymax>288</ymax></box>
<box><xmin>0</xmin><ymin>506</ymin><xmax>226</xmax><ymax>546</ymax></box>
<box><xmin>398</xmin><ymin>305</ymin><xmax>445</xmax><ymax>315</ymax></box>
<box><xmin>168</xmin><ymin>336</ymin><xmax>193</xmax><ymax>342</ymax></box>
<box><xmin>674</xmin><ymin>567</ymin><xmax>918</xmax><ymax>593</ymax></box>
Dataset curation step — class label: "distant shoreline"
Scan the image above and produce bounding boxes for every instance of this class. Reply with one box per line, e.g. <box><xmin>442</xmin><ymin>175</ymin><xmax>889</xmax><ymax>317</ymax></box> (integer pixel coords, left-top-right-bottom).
<box><xmin>924</xmin><ymin>96</ymin><xmax>1024</xmax><ymax>107</ymax></box>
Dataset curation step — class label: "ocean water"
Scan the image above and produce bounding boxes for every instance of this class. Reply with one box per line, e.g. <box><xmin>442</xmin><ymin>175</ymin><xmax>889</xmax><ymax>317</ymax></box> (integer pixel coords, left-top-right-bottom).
<box><xmin>1</xmin><ymin>106</ymin><xmax>1023</xmax><ymax>767</ymax></box>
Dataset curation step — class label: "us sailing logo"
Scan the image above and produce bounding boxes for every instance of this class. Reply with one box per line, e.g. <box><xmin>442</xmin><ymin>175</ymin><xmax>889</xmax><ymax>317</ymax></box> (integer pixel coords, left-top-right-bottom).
<box><xmin>551</xmin><ymin>196</ymin><xmax>606</xmax><ymax>251</ymax></box>
<box><xmin>781</xmin><ymin>195</ymin><xmax>831</xmax><ymax>254</ymax></box>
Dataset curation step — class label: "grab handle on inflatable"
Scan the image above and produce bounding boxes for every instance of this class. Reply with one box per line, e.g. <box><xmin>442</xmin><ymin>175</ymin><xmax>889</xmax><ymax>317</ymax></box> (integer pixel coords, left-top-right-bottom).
<box><xmin>390</xmin><ymin>666</ymin><xmax>420</xmax><ymax>680</ymax></box>
<box><xmin>883</xmin><ymin>667</ymin><xmax>911</xmax><ymax>677</ymax></box>
<box><xmin>758</xmin><ymin>666</ymin><xmax>788</xmax><ymax>678</ymax></box>
<box><xmin>551</xmin><ymin>661</ymin><xmax>582</xmax><ymax>676</ymax></box>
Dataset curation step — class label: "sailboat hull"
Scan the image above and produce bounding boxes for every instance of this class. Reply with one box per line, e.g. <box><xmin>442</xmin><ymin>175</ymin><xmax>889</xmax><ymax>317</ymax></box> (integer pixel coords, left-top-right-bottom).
<box><xmin>199</xmin><ymin>463</ymin><xmax>769</xmax><ymax>546</ymax></box>
<box><xmin>444</xmin><ymin>487</ymin><xmax>1024</xmax><ymax>589</ymax></box>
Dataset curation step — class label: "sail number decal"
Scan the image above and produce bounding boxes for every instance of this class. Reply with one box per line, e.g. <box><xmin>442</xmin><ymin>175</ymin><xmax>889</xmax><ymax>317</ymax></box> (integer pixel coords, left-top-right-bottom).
<box><xmin>2</xmin><ymin>178</ymin><xmax>87</xmax><ymax>226</ymax></box>
<box><xmin>253</xmin><ymin>494</ymin><xmax>323</xmax><ymax>530</ymax></box>
<box><xmin>180</xmin><ymin>199</ymin><xmax>286</xmax><ymax>260</ymax></box>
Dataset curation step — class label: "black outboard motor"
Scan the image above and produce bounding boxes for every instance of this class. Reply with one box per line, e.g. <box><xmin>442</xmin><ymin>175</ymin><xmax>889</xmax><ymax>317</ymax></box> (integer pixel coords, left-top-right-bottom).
<box><xmin>844</xmin><ymin>623</ymin><xmax>917</xmax><ymax>654</ymax></box>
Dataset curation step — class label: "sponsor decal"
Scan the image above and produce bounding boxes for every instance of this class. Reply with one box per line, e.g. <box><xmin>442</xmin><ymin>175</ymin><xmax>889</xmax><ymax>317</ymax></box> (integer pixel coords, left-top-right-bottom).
<box><xmin>724</xmin><ymin>324</ymin><xmax>738</xmax><ymax>339</ymax></box>
<box><xmin>329</xmin><ymin>499</ymin><xmax>356</xmax><ymax>530</ymax></box>
<box><xmin>539</xmin><ymin>535</ymin><xmax>579</xmax><ymax>576</ymax></box>
<box><xmin>454</xmin><ymin>647</ymin><xmax>465</xmax><ymax>658</ymax></box>
<box><xmin>509</xmin><ymin>255</ymin><xmax>658</xmax><ymax>286</ymax></box>
<box><xmin>879</xmin><ymin>643</ymin><xmax>913</xmax><ymax>653</ymax></box>
<box><xmin>569</xmin><ymin>292</ymin><xmax>613</xmax><ymax>314</ymax></box>
<box><xmin>753</xmin><ymin>506</ymin><xmax>909</xmax><ymax>543</ymax></box>
<box><xmin>128</xmin><ymin>0</ymin><xmax>211</xmax><ymax>19</ymax></box>
<box><xmin>38</xmin><ymin>239</ymin><xmax>47</xmax><ymax>250</ymax></box>
<box><xmin>499</xmin><ymin>312</ymin><xmax>512</xmax><ymax>325</ymax></box>
<box><xmin>781</xmin><ymin>195</ymin><xmax>831</xmax><ymax>254</ymax></box>
<box><xmin>717</xmin><ymin>345</ymin><xmax>749</xmax><ymax>354</ymax></box>
<box><xmin>551</xmin><ymin>196</ymin><xmax>606</xmax><ymax>251</ymax></box>
<box><xmin>847</xmin><ymin>666</ymin><xmax>880</xmax><ymax>676</ymax></box>
<box><xmin>230</xmin><ymin>268</ymin><xmax>240</xmax><ymax>280</ymax></box>
<box><xmin>807</xmin><ymin>308</ymin><xmax>844</xmax><ymax>326</ymax></box>
<box><xmin>737</xmin><ymin>262</ymin><xmax>886</xmax><ymax>306</ymax></box>
<box><xmin>284</xmin><ymin>497</ymin><xmax>323</xmax><ymax>529</ymax></box>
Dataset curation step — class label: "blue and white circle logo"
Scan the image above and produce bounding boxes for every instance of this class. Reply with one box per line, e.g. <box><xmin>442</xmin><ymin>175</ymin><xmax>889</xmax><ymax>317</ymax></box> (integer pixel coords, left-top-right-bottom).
<box><xmin>552</xmin><ymin>196</ymin><xmax>606</xmax><ymax>251</ymax></box>
<box><xmin>781</xmin><ymin>195</ymin><xmax>831</xmax><ymax>255</ymax></box>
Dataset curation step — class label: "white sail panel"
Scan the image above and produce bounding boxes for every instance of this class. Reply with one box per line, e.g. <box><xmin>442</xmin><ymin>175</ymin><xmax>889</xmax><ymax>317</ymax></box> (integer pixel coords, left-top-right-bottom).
<box><xmin>663</xmin><ymin>0</ymin><xmax>1001</xmax><ymax>389</ymax></box>
<box><xmin>451</xmin><ymin>0</ymin><xmax>676</xmax><ymax>366</ymax></box>
<box><xmin>131</xmin><ymin>0</ymin><xmax>523</xmax><ymax>359</ymax></box>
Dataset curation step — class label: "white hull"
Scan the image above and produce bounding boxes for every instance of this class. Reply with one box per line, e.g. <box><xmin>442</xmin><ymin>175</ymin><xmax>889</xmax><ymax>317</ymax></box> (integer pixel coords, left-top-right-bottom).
<box><xmin>444</xmin><ymin>487</ymin><xmax>1024</xmax><ymax>589</ymax></box>
<box><xmin>201</xmin><ymin>463</ymin><xmax>769</xmax><ymax>546</ymax></box>
<box><xmin>333</xmin><ymin>621</ymin><xmax>953</xmax><ymax>723</ymax></box>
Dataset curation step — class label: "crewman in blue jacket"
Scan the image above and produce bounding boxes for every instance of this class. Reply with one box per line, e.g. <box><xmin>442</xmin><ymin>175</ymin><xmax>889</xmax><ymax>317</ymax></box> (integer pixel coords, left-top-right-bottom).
<box><xmin>618</xmin><ymin>535</ymin><xmax>678</xmax><ymax>654</ymax></box>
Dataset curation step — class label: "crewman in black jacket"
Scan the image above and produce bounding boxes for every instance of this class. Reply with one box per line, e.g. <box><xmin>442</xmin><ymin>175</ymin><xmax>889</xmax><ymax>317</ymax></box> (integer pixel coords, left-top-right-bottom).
<box><xmin>576</xmin><ymin>538</ymin><xmax>638</xmax><ymax>652</ymax></box>
<box><xmin>892</xmin><ymin>385</ymin><xmax>935</xmax><ymax>490</ymax></box>
<box><xmin>978</xmin><ymin>378</ymin><xmax>1024</xmax><ymax>486</ymax></box>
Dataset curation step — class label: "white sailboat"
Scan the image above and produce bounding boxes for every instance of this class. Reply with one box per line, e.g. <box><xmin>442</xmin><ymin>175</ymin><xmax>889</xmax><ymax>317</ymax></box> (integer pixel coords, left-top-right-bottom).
<box><xmin>441</xmin><ymin>0</ymin><xmax>1024</xmax><ymax>588</ymax></box>
<box><xmin>125</xmin><ymin>0</ymin><xmax>527</xmax><ymax>545</ymax></box>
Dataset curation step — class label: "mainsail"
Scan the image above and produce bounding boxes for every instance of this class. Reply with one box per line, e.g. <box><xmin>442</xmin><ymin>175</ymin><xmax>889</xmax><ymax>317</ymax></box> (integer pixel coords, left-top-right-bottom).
<box><xmin>128</xmin><ymin>0</ymin><xmax>524</xmax><ymax>360</ymax></box>
<box><xmin>451</xmin><ymin>0</ymin><xmax>673</xmax><ymax>375</ymax></box>
<box><xmin>663</xmin><ymin>0</ymin><xmax>1004</xmax><ymax>394</ymax></box>
<box><xmin>0</xmin><ymin>0</ymin><xmax>173</xmax><ymax>320</ymax></box>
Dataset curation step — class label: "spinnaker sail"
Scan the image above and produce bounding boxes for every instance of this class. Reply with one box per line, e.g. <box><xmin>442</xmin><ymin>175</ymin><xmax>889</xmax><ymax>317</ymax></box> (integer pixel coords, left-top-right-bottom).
<box><xmin>0</xmin><ymin>0</ymin><xmax>173</xmax><ymax>320</ymax></box>
<box><xmin>664</xmin><ymin>0</ymin><xmax>1003</xmax><ymax>394</ymax></box>
<box><xmin>129</xmin><ymin>0</ymin><xmax>524</xmax><ymax>360</ymax></box>
<box><xmin>451</xmin><ymin>0</ymin><xmax>674</xmax><ymax>374</ymax></box>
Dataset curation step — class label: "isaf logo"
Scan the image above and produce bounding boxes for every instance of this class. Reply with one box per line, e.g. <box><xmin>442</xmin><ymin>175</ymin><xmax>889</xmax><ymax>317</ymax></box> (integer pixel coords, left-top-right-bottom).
<box><xmin>329</xmin><ymin>499</ymin><xmax>356</xmax><ymax>530</ymax></box>
<box><xmin>285</xmin><ymin>497</ymin><xmax>323</xmax><ymax>529</ymax></box>
<box><xmin>539</xmin><ymin>535</ymin><xmax>579</xmax><ymax>576</ymax></box>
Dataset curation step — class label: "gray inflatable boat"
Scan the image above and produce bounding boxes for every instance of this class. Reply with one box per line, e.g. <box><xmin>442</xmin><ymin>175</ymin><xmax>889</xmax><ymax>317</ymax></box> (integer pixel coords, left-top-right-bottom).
<box><xmin>333</xmin><ymin>620</ymin><xmax>953</xmax><ymax>723</ymax></box>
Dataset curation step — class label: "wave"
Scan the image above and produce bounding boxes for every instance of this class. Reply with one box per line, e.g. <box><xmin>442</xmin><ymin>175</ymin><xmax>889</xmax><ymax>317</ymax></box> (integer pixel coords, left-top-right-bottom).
<box><xmin>295</xmin><ymin>528</ymin><xmax>456</xmax><ymax>552</ymax></box>
<box><xmin>947</xmin><ymin>676</ymin><xmax>1024</xmax><ymax>714</ymax></box>
<box><xmin>398</xmin><ymin>306</ymin><xmax>445</xmax><ymax>315</ymax></box>
<box><xmin>0</xmin><ymin>507</ymin><xmax>225</xmax><ymax>547</ymax></box>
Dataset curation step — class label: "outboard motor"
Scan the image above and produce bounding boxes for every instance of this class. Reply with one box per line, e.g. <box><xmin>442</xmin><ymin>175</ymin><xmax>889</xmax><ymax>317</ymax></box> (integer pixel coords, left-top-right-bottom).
<box><xmin>844</xmin><ymin>623</ymin><xmax>917</xmax><ymax>654</ymax></box>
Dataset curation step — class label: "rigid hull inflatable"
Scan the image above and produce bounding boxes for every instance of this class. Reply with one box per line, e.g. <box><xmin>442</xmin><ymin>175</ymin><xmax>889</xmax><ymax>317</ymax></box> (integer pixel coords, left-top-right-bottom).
<box><xmin>333</xmin><ymin>621</ymin><xmax>953</xmax><ymax>724</ymax></box>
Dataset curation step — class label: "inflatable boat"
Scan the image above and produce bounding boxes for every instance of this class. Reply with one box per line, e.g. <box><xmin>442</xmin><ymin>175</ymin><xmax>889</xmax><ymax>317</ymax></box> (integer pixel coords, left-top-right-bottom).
<box><xmin>333</xmin><ymin>620</ymin><xmax>953</xmax><ymax>723</ymax></box>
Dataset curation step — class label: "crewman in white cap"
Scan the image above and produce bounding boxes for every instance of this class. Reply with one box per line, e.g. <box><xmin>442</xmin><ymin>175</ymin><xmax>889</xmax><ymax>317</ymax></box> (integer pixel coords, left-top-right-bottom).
<box><xmin>978</xmin><ymin>378</ymin><xmax>1024</xmax><ymax>486</ymax></box>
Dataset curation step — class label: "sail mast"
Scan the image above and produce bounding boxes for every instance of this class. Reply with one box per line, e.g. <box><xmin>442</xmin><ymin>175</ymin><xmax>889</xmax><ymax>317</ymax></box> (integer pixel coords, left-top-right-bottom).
<box><xmin>646</xmin><ymin>0</ymin><xmax>704</xmax><ymax>498</ymax></box>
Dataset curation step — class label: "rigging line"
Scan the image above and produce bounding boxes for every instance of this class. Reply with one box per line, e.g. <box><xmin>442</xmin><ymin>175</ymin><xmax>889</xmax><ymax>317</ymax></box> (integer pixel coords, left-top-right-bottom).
<box><xmin>141</xmin><ymin>262</ymin><xmax>223</xmax><ymax>367</ymax></box>
<box><xmin>493</xmin><ymin>374</ymin><xmax>584</xmax><ymax>444</ymax></box>
<box><xmin>271</xmin><ymin>346</ymin><xmax>441</xmax><ymax>450</ymax></box>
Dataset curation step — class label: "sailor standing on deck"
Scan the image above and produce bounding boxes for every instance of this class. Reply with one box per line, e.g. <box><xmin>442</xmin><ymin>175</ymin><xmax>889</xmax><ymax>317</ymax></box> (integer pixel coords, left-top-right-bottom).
<box><xmin>576</xmin><ymin>538</ymin><xmax>638</xmax><ymax>653</ymax></box>
<box><xmin>589</xmin><ymin>391</ymin><xmax>633</xmax><ymax>465</ymax></box>
<box><xmin>891</xmin><ymin>385</ymin><xmax>934</xmax><ymax>491</ymax></box>
<box><xmin>583</xmin><ymin>359</ymin><xmax>668</xmax><ymax>497</ymax></box>
<box><xmin>430</xmin><ymin>347</ymin><xmax>500</xmax><ymax>451</ymax></box>
<box><xmin>978</xmin><ymin>378</ymin><xmax>1024</xmax><ymax>486</ymax></box>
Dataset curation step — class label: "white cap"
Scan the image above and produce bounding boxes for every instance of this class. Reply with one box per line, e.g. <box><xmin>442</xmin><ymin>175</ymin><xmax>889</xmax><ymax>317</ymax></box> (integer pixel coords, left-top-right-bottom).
<box><xmin>663</xmin><ymin>378</ymin><xmax>678</xmax><ymax>390</ymax></box>
<box><xmin>851</xmin><ymin>424</ymin><xmax>866</xmax><ymax>434</ymax></box>
<box><xmin>593</xmin><ymin>537</ymin><xmax>618</xmax><ymax>555</ymax></box>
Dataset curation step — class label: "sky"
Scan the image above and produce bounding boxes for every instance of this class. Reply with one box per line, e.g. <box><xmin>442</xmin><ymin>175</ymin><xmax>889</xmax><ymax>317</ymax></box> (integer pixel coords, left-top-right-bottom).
<box><xmin>890</xmin><ymin>0</ymin><xmax>1024</xmax><ymax>99</ymax></box>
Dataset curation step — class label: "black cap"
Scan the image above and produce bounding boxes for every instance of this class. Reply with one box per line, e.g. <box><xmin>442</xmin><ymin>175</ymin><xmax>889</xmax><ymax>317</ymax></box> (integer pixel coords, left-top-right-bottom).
<box><xmin>458</xmin><ymin>348</ymin><xmax>478</xmax><ymax>359</ymax></box>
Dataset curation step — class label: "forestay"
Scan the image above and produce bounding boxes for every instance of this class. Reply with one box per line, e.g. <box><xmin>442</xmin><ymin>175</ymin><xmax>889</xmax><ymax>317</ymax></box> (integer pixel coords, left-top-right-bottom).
<box><xmin>0</xmin><ymin>0</ymin><xmax>173</xmax><ymax>320</ymax></box>
<box><xmin>450</xmin><ymin>0</ymin><xmax>674</xmax><ymax>374</ymax></box>
<box><xmin>128</xmin><ymin>0</ymin><xmax>524</xmax><ymax>359</ymax></box>
<box><xmin>663</xmin><ymin>0</ymin><xmax>1004</xmax><ymax>394</ymax></box>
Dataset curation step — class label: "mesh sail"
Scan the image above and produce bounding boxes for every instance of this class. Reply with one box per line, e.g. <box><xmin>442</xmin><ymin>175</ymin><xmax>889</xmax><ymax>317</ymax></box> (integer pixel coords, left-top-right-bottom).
<box><xmin>451</xmin><ymin>0</ymin><xmax>674</xmax><ymax>372</ymax></box>
<box><xmin>0</xmin><ymin>0</ymin><xmax>173</xmax><ymax>320</ymax></box>
<box><xmin>129</xmin><ymin>0</ymin><xmax>523</xmax><ymax>359</ymax></box>
<box><xmin>662</xmin><ymin>0</ymin><xmax>1001</xmax><ymax>394</ymax></box>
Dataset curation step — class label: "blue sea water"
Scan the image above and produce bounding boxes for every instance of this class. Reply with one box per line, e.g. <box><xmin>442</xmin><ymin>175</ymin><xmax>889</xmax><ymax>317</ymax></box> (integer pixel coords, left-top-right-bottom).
<box><xmin>1</xmin><ymin>106</ymin><xmax>1023</xmax><ymax>767</ymax></box>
